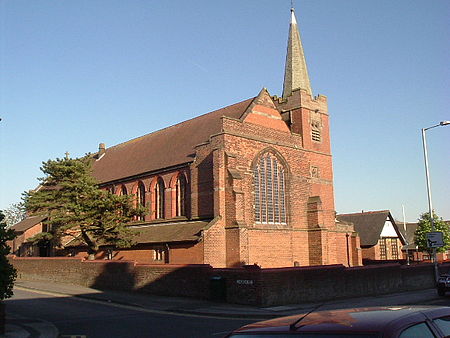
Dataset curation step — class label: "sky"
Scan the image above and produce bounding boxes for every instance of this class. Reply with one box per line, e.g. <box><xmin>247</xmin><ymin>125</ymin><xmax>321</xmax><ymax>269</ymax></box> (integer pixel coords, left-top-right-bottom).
<box><xmin>1</xmin><ymin>0</ymin><xmax>449</xmax><ymax>222</ymax></box>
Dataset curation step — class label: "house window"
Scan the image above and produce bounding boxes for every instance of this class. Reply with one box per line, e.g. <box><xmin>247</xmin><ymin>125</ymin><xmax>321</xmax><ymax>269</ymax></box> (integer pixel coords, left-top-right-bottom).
<box><xmin>380</xmin><ymin>238</ymin><xmax>387</xmax><ymax>260</ymax></box>
<box><xmin>391</xmin><ymin>238</ymin><xmax>399</xmax><ymax>259</ymax></box>
<box><xmin>176</xmin><ymin>174</ymin><xmax>187</xmax><ymax>217</ymax></box>
<box><xmin>136</xmin><ymin>182</ymin><xmax>146</xmax><ymax>221</ymax></box>
<box><xmin>311</xmin><ymin>121</ymin><xmax>321</xmax><ymax>142</ymax></box>
<box><xmin>155</xmin><ymin>178</ymin><xmax>165</xmax><ymax>219</ymax></box>
<box><xmin>253</xmin><ymin>152</ymin><xmax>286</xmax><ymax>224</ymax></box>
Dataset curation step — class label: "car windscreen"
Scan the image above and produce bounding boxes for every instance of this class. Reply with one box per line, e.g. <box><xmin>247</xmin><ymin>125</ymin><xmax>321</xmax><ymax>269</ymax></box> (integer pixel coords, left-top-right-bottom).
<box><xmin>228</xmin><ymin>334</ymin><xmax>379</xmax><ymax>337</ymax></box>
<box><xmin>433</xmin><ymin>316</ymin><xmax>450</xmax><ymax>336</ymax></box>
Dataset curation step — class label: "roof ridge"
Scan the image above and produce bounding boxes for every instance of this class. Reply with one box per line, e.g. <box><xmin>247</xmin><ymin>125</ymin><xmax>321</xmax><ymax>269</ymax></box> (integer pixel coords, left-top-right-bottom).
<box><xmin>337</xmin><ymin>210</ymin><xmax>390</xmax><ymax>216</ymax></box>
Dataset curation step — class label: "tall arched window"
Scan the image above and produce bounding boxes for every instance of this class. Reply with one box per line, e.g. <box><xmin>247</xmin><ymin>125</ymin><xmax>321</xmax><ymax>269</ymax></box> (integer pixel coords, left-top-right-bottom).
<box><xmin>175</xmin><ymin>174</ymin><xmax>187</xmax><ymax>217</ymax></box>
<box><xmin>119</xmin><ymin>185</ymin><xmax>127</xmax><ymax>196</ymax></box>
<box><xmin>154</xmin><ymin>178</ymin><xmax>165</xmax><ymax>219</ymax></box>
<box><xmin>253</xmin><ymin>152</ymin><xmax>286</xmax><ymax>224</ymax></box>
<box><xmin>136</xmin><ymin>182</ymin><xmax>146</xmax><ymax>221</ymax></box>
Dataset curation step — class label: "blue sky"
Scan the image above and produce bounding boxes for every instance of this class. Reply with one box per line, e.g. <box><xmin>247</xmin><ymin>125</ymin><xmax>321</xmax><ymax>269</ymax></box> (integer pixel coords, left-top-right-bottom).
<box><xmin>1</xmin><ymin>0</ymin><xmax>449</xmax><ymax>222</ymax></box>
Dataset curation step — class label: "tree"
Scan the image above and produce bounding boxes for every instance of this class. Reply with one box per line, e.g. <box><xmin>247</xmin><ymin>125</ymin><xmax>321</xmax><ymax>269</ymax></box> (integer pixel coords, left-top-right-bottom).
<box><xmin>24</xmin><ymin>157</ymin><xmax>145</xmax><ymax>260</ymax></box>
<box><xmin>414</xmin><ymin>212</ymin><xmax>450</xmax><ymax>254</ymax></box>
<box><xmin>3</xmin><ymin>202</ymin><xmax>26</xmax><ymax>228</ymax></box>
<box><xmin>0</xmin><ymin>211</ymin><xmax>17</xmax><ymax>300</ymax></box>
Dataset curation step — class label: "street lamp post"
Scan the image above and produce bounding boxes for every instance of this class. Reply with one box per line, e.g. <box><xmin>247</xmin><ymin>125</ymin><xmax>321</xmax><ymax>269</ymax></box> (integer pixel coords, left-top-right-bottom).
<box><xmin>421</xmin><ymin>120</ymin><xmax>450</xmax><ymax>281</ymax></box>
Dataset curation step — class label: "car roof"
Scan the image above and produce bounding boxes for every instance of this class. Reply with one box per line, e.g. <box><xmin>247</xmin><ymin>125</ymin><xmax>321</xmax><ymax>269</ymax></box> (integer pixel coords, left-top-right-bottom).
<box><xmin>233</xmin><ymin>306</ymin><xmax>450</xmax><ymax>334</ymax></box>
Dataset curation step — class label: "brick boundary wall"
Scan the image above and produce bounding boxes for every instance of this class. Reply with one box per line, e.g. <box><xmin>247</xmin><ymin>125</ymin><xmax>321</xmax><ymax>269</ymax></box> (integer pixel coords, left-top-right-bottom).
<box><xmin>10</xmin><ymin>256</ymin><xmax>450</xmax><ymax>306</ymax></box>
<box><xmin>10</xmin><ymin>257</ymin><xmax>212</xmax><ymax>299</ymax></box>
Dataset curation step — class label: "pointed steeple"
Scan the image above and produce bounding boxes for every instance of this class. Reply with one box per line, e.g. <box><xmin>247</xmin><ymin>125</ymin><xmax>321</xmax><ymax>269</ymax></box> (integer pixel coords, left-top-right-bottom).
<box><xmin>282</xmin><ymin>7</ymin><xmax>312</xmax><ymax>98</ymax></box>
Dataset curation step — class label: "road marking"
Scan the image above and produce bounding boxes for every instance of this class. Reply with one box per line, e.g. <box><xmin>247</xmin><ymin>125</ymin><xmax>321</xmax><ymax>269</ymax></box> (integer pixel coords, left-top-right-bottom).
<box><xmin>14</xmin><ymin>286</ymin><xmax>257</xmax><ymax>321</ymax></box>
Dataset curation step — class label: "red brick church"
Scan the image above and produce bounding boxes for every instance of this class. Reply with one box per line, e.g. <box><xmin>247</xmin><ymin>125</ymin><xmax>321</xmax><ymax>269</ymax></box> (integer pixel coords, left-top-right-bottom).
<box><xmin>21</xmin><ymin>8</ymin><xmax>362</xmax><ymax>267</ymax></box>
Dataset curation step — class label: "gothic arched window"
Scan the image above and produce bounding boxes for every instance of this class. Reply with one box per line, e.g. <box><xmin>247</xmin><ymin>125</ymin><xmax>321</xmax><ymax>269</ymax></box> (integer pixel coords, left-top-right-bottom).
<box><xmin>119</xmin><ymin>185</ymin><xmax>127</xmax><ymax>196</ymax></box>
<box><xmin>154</xmin><ymin>178</ymin><xmax>165</xmax><ymax>219</ymax></box>
<box><xmin>175</xmin><ymin>174</ymin><xmax>187</xmax><ymax>217</ymax></box>
<box><xmin>253</xmin><ymin>152</ymin><xmax>286</xmax><ymax>224</ymax></box>
<box><xmin>136</xmin><ymin>182</ymin><xmax>146</xmax><ymax>221</ymax></box>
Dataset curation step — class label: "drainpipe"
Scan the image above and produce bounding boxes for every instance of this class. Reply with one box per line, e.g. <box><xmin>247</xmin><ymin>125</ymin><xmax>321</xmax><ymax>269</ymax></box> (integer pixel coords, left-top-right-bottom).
<box><xmin>346</xmin><ymin>233</ymin><xmax>350</xmax><ymax>267</ymax></box>
<box><xmin>165</xmin><ymin>243</ymin><xmax>170</xmax><ymax>264</ymax></box>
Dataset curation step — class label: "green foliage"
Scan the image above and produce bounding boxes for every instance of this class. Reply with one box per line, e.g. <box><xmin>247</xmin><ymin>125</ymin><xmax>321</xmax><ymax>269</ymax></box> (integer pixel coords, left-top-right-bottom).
<box><xmin>3</xmin><ymin>202</ymin><xmax>26</xmax><ymax>228</ymax></box>
<box><xmin>0</xmin><ymin>211</ymin><xmax>17</xmax><ymax>300</ymax></box>
<box><xmin>23</xmin><ymin>157</ymin><xmax>145</xmax><ymax>259</ymax></box>
<box><xmin>414</xmin><ymin>211</ymin><xmax>450</xmax><ymax>254</ymax></box>
<box><xmin>27</xmin><ymin>232</ymin><xmax>53</xmax><ymax>245</ymax></box>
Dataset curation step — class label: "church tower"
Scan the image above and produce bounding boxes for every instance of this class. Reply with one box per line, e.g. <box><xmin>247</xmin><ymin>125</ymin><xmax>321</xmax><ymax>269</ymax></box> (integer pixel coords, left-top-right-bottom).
<box><xmin>275</xmin><ymin>7</ymin><xmax>360</xmax><ymax>266</ymax></box>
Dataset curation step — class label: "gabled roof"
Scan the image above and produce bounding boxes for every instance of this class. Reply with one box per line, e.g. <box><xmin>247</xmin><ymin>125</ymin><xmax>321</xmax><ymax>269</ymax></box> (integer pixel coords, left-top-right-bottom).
<box><xmin>395</xmin><ymin>222</ymin><xmax>417</xmax><ymax>245</ymax></box>
<box><xmin>337</xmin><ymin>210</ymin><xmax>405</xmax><ymax>247</ymax></box>
<box><xmin>400</xmin><ymin>222</ymin><xmax>419</xmax><ymax>250</ymax></box>
<box><xmin>91</xmin><ymin>98</ymin><xmax>254</xmax><ymax>184</ymax></box>
<box><xmin>11</xmin><ymin>216</ymin><xmax>46</xmax><ymax>234</ymax></box>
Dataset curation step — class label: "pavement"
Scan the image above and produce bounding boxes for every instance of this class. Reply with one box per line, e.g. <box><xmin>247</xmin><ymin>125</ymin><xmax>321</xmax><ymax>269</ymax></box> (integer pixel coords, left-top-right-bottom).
<box><xmin>3</xmin><ymin>279</ymin><xmax>443</xmax><ymax>337</ymax></box>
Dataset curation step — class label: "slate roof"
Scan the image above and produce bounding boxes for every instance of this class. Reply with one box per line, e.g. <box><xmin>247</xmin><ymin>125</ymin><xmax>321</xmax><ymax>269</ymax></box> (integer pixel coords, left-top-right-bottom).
<box><xmin>336</xmin><ymin>210</ymin><xmax>405</xmax><ymax>247</ymax></box>
<box><xmin>65</xmin><ymin>220</ymin><xmax>211</xmax><ymax>247</ymax></box>
<box><xmin>131</xmin><ymin>220</ymin><xmax>210</xmax><ymax>244</ymax></box>
<box><xmin>11</xmin><ymin>216</ymin><xmax>46</xmax><ymax>234</ymax></box>
<box><xmin>91</xmin><ymin>98</ymin><xmax>254</xmax><ymax>184</ymax></box>
<box><xmin>395</xmin><ymin>222</ymin><xmax>418</xmax><ymax>249</ymax></box>
<box><xmin>396</xmin><ymin>220</ymin><xmax>450</xmax><ymax>250</ymax></box>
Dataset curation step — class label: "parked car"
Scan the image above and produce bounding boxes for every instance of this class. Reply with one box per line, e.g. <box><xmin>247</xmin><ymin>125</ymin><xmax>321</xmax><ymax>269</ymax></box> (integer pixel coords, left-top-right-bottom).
<box><xmin>226</xmin><ymin>306</ymin><xmax>450</xmax><ymax>337</ymax></box>
<box><xmin>437</xmin><ymin>274</ymin><xmax>450</xmax><ymax>296</ymax></box>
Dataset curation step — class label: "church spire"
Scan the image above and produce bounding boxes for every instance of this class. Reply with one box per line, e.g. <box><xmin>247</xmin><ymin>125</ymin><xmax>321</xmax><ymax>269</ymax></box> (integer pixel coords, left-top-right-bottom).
<box><xmin>282</xmin><ymin>6</ymin><xmax>312</xmax><ymax>98</ymax></box>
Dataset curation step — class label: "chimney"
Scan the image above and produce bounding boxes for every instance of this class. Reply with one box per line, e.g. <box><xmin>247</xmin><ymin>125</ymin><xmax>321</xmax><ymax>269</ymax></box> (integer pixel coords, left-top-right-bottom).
<box><xmin>98</xmin><ymin>143</ymin><xmax>106</xmax><ymax>158</ymax></box>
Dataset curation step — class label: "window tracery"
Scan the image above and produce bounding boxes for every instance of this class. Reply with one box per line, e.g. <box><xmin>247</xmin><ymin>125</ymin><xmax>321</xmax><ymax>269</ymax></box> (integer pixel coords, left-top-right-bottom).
<box><xmin>253</xmin><ymin>152</ymin><xmax>287</xmax><ymax>224</ymax></box>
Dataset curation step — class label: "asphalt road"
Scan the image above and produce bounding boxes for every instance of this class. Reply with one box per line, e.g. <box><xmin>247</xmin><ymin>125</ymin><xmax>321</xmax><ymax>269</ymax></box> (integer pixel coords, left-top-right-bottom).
<box><xmin>6</xmin><ymin>287</ymin><xmax>450</xmax><ymax>338</ymax></box>
<box><xmin>5</xmin><ymin>288</ymin><xmax>254</xmax><ymax>338</ymax></box>
<box><xmin>423</xmin><ymin>295</ymin><xmax>450</xmax><ymax>307</ymax></box>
